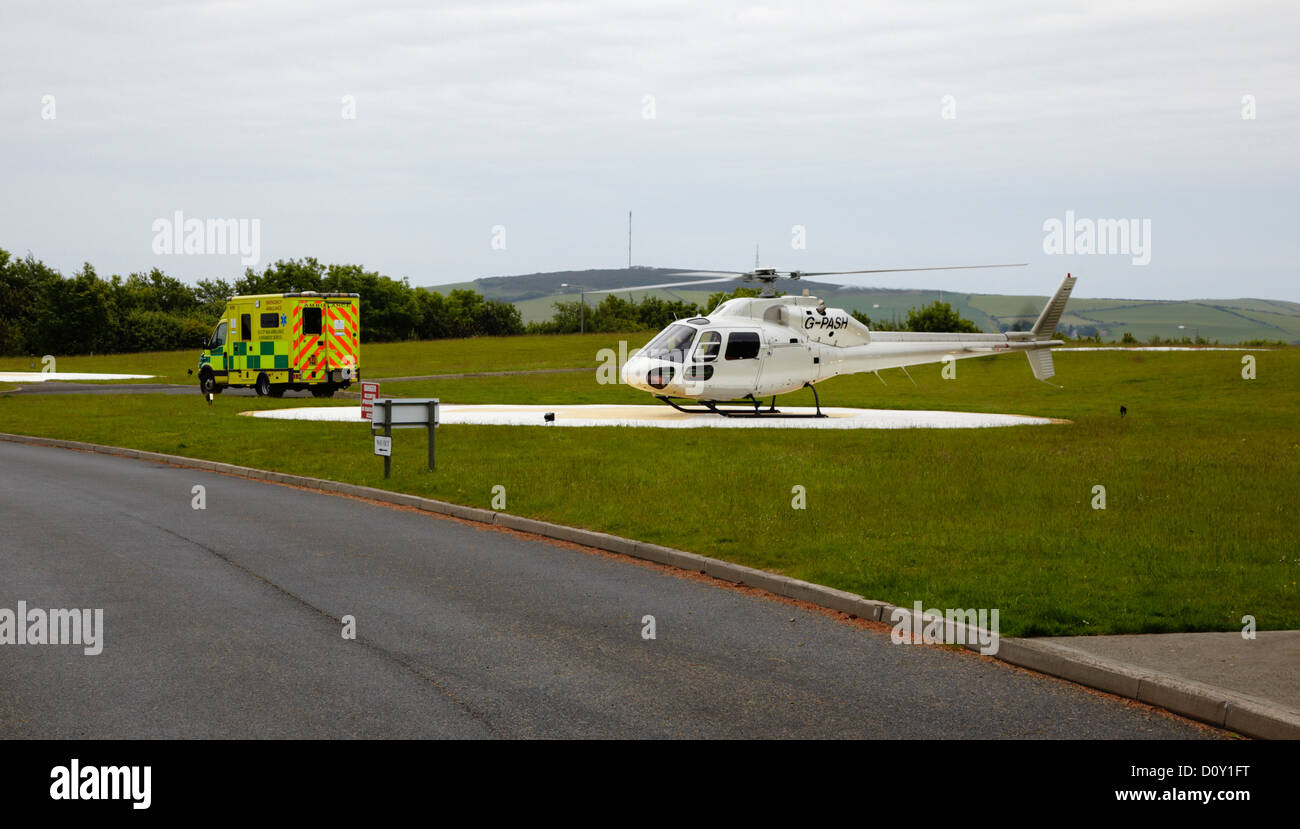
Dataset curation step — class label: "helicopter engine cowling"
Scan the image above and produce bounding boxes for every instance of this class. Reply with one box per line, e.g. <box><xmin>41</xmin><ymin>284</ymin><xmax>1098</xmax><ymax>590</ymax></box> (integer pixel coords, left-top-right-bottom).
<box><xmin>785</xmin><ymin>305</ymin><xmax>871</xmax><ymax>347</ymax></box>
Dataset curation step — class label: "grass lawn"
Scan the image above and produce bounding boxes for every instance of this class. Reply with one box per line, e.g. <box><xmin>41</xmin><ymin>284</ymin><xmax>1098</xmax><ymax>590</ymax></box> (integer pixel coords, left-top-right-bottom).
<box><xmin>358</xmin><ymin>332</ymin><xmax>640</xmax><ymax>377</ymax></box>
<box><xmin>1</xmin><ymin>347</ymin><xmax>1295</xmax><ymax>638</ymax></box>
<box><xmin>0</xmin><ymin>332</ymin><xmax>645</xmax><ymax>385</ymax></box>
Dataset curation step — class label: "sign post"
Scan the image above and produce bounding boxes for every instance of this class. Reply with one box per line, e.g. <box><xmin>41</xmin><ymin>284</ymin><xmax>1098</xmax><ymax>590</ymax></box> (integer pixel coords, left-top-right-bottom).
<box><xmin>369</xmin><ymin>398</ymin><xmax>439</xmax><ymax>478</ymax></box>
<box><xmin>381</xmin><ymin>399</ymin><xmax>392</xmax><ymax>478</ymax></box>
<box><xmin>427</xmin><ymin>399</ymin><xmax>437</xmax><ymax>471</ymax></box>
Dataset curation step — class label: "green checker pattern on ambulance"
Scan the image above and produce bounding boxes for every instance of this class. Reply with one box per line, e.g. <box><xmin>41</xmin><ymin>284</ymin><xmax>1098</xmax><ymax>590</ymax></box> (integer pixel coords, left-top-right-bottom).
<box><xmin>231</xmin><ymin>340</ymin><xmax>291</xmax><ymax>371</ymax></box>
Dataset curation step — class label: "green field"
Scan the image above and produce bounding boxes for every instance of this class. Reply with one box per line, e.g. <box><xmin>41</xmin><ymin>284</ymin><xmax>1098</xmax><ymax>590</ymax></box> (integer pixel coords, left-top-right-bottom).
<box><xmin>0</xmin><ymin>333</ymin><xmax>628</xmax><ymax>386</ymax></box>
<box><xmin>2</xmin><ymin>337</ymin><xmax>1295</xmax><ymax>639</ymax></box>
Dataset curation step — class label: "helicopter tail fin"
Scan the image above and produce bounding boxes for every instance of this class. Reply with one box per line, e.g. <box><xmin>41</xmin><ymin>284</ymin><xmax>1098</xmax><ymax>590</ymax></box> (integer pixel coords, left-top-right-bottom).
<box><xmin>1031</xmin><ymin>273</ymin><xmax>1076</xmax><ymax>340</ymax></box>
<box><xmin>1026</xmin><ymin>348</ymin><xmax>1056</xmax><ymax>381</ymax></box>
<box><xmin>1018</xmin><ymin>273</ymin><xmax>1075</xmax><ymax>384</ymax></box>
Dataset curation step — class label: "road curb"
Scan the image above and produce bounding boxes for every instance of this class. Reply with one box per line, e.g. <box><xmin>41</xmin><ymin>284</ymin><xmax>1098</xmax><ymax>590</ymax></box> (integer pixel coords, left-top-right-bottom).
<box><xmin>2</xmin><ymin>430</ymin><xmax>1296</xmax><ymax>739</ymax></box>
<box><xmin>986</xmin><ymin>638</ymin><xmax>1300</xmax><ymax>739</ymax></box>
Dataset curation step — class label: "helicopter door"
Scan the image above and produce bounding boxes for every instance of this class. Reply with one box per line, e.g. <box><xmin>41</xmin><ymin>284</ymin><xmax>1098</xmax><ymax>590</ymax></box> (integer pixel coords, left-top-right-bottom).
<box><xmin>716</xmin><ymin>330</ymin><xmax>762</xmax><ymax>396</ymax></box>
<box><xmin>763</xmin><ymin>334</ymin><xmax>815</xmax><ymax>394</ymax></box>
<box><xmin>681</xmin><ymin>330</ymin><xmax>722</xmax><ymax>394</ymax></box>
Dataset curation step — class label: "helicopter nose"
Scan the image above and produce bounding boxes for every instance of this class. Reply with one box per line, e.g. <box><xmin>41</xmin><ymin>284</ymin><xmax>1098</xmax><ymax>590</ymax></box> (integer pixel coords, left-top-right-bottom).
<box><xmin>621</xmin><ymin>355</ymin><xmax>646</xmax><ymax>389</ymax></box>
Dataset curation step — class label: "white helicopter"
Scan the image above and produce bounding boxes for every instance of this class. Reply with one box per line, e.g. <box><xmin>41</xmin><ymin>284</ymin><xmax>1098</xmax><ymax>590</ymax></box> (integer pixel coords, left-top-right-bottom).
<box><xmin>600</xmin><ymin>265</ymin><xmax>1076</xmax><ymax>417</ymax></box>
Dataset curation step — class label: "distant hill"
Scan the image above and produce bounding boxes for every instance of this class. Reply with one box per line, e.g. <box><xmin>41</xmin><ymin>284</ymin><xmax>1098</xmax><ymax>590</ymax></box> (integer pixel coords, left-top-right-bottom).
<box><xmin>425</xmin><ymin>268</ymin><xmax>1300</xmax><ymax>344</ymax></box>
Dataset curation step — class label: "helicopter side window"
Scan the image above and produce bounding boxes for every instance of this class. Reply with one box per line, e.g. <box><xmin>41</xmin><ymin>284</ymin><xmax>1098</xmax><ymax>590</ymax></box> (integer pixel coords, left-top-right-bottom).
<box><xmin>693</xmin><ymin>331</ymin><xmax>721</xmax><ymax>362</ymax></box>
<box><xmin>641</xmin><ymin>323</ymin><xmax>697</xmax><ymax>363</ymax></box>
<box><xmin>724</xmin><ymin>331</ymin><xmax>761</xmax><ymax>360</ymax></box>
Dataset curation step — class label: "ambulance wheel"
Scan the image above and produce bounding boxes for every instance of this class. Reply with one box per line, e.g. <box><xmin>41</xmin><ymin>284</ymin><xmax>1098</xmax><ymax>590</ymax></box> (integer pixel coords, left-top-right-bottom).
<box><xmin>268</xmin><ymin>384</ymin><xmax>287</xmax><ymax>398</ymax></box>
<box><xmin>199</xmin><ymin>371</ymin><xmax>221</xmax><ymax>396</ymax></box>
<box><xmin>255</xmin><ymin>373</ymin><xmax>271</xmax><ymax>397</ymax></box>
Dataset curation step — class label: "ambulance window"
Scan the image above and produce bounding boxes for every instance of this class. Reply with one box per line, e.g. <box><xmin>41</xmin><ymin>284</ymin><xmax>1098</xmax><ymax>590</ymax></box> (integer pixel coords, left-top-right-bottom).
<box><xmin>260</xmin><ymin>312</ymin><xmax>279</xmax><ymax>329</ymax></box>
<box><xmin>725</xmin><ymin>331</ymin><xmax>761</xmax><ymax>360</ymax></box>
<box><xmin>210</xmin><ymin>321</ymin><xmax>227</xmax><ymax>349</ymax></box>
<box><xmin>303</xmin><ymin>307</ymin><xmax>322</xmax><ymax>336</ymax></box>
<box><xmin>693</xmin><ymin>331</ymin><xmax>721</xmax><ymax>362</ymax></box>
<box><xmin>240</xmin><ymin>314</ymin><xmax>251</xmax><ymax>341</ymax></box>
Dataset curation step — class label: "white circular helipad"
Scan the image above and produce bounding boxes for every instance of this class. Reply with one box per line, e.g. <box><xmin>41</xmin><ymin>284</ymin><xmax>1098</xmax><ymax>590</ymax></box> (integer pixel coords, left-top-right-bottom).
<box><xmin>0</xmin><ymin>372</ymin><xmax>156</xmax><ymax>382</ymax></box>
<box><xmin>243</xmin><ymin>403</ymin><xmax>1064</xmax><ymax>429</ymax></box>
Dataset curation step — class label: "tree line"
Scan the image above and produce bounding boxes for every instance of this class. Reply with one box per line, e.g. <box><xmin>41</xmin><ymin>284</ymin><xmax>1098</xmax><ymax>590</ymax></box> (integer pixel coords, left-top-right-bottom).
<box><xmin>533</xmin><ymin>288</ymin><xmax>983</xmax><ymax>335</ymax></box>
<box><xmin>0</xmin><ymin>247</ymin><xmax>990</xmax><ymax>357</ymax></box>
<box><xmin>0</xmin><ymin>251</ymin><xmax>527</xmax><ymax>356</ymax></box>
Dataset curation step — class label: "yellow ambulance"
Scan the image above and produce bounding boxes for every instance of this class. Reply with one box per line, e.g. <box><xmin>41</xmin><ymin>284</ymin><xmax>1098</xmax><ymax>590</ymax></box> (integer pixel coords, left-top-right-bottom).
<box><xmin>197</xmin><ymin>292</ymin><xmax>360</xmax><ymax>398</ymax></box>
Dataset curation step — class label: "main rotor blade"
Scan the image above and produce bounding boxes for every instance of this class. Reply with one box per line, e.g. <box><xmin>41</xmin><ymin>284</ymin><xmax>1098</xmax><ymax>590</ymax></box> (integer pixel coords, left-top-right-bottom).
<box><xmin>581</xmin><ymin>276</ymin><xmax>741</xmax><ymax>295</ymax></box>
<box><xmin>664</xmin><ymin>270</ymin><xmax>749</xmax><ymax>278</ymax></box>
<box><xmin>795</xmin><ymin>263</ymin><xmax>1027</xmax><ymax>277</ymax></box>
<box><xmin>572</xmin><ymin>263</ymin><xmax>1026</xmax><ymax>296</ymax></box>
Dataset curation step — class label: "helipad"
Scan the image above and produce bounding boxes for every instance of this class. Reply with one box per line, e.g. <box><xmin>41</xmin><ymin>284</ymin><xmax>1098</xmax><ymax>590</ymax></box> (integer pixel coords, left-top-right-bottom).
<box><xmin>0</xmin><ymin>372</ymin><xmax>156</xmax><ymax>382</ymax></box>
<box><xmin>243</xmin><ymin>403</ymin><xmax>1064</xmax><ymax>429</ymax></box>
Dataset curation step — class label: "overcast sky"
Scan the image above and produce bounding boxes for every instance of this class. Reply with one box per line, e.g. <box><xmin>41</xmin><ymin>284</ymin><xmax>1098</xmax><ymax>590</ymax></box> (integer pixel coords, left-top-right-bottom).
<box><xmin>3</xmin><ymin>0</ymin><xmax>1298</xmax><ymax>299</ymax></box>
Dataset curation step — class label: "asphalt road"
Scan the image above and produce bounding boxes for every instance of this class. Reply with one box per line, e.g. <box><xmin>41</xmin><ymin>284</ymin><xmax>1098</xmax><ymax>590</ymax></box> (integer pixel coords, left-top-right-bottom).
<box><xmin>0</xmin><ymin>441</ymin><xmax>1217</xmax><ymax>738</ymax></box>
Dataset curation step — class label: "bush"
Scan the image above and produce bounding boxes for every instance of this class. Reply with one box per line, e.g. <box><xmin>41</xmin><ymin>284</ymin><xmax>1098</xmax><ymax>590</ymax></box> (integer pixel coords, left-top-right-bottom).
<box><xmin>120</xmin><ymin>310</ymin><xmax>189</xmax><ymax>352</ymax></box>
<box><xmin>904</xmin><ymin>301</ymin><xmax>981</xmax><ymax>333</ymax></box>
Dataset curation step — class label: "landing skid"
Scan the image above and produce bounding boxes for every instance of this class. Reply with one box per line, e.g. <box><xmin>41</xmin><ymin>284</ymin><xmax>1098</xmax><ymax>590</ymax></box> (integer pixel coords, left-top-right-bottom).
<box><xmin>656</xmin><ymin>383</ymin><xmax>827</xmax><ymax>418</ymax></box>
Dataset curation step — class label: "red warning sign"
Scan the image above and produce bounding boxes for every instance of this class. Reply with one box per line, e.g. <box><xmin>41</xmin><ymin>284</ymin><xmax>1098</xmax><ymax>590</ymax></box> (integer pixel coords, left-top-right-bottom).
<box><xmin>360</xmin><ymin>382</ymin><xmax>380</xmax><ymax>420</ymax></box>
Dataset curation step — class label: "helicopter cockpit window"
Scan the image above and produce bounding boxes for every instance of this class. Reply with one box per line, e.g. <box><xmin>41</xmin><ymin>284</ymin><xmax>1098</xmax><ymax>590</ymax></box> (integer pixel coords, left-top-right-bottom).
<box><xmin>724</xmin><ymin>331</ymin><xmax>761</xmax><ymax>360</ymax></box>
<box><xmin>641</xmin><ymin>323</ymin><xmax>697</xmax><ymax>363</ymax></box>
<box><xmin>693</xmin><ymin>331</ymin><xmax>721</xmax><ymax>362</ymax></box>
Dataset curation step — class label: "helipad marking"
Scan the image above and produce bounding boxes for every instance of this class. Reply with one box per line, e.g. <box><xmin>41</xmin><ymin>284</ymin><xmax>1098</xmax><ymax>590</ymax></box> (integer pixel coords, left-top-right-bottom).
<box><xmin>242</xmin><ymin>403</ymin><xmax>1065</xmax><ymax>429</ymax></box>
<box><xmin>0</xmin><ymin>372</ymin><xmax>156</xmax><ymax>382</ymax></box>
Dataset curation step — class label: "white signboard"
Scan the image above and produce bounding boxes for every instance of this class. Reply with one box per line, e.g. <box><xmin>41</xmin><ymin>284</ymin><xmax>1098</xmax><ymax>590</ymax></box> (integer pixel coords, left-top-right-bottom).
<box><xmin>370</xmin><ymin>399</ymin><xmax>440</xmax><ymax>429</ymax></box>
<box><xmin>370</xmin><ymin>398</ymin><xmax>439</xmax><ymax>476</ymax></box>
